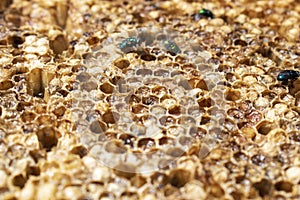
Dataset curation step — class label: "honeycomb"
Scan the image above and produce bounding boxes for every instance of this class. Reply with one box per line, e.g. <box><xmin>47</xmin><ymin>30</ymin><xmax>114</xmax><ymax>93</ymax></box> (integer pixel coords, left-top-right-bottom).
<box><xmin>0</xmin><ymin>0</ymin><xmax>300</xmax><ymax>199</ymax></box>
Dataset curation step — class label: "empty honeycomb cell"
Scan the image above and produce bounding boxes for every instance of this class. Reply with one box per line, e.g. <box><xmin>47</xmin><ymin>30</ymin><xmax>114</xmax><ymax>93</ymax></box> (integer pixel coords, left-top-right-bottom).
<box><xmin>135</xmin><ymin>86</ymin><xmax>151</xmax><ymax>96</ymax></box>
<box><xmin>0</xmin><ymin>79</ymin><xmax>14</xmax><ymax>90</ymax></box>
<box><xmin>99</xmin><ymin>82</ymin><xmax>114</xmax><ymax>94</ymax></box>
<box><xmin>169</xmin><ymin>169</ymin><xmax>191</xmax><ymax>188</ymax></box>
<box><xmin>262</xmin><ymin>90</ymin><xmax>277</xmax><ymax>101</ymax></box>
<box><xmin>132</xmin><ymin>104</ymin><xmax>148</xmax><ymax>114</ymax></box>
<box><xmin>130</xmin><ymin>123</ymin><xmax>146</xmax><ymax>135</ymax></box>
<box><xmin>142</xmin><ymin>95</ymin><xmax>159</xmax><ymax>106</ymax></box>
<box><xmin>210</xmin><ymin>184</ymin><xmax>225</xmax><ymax>198</ymax></box>
<box><xmin>139</xmin><ymin>114</ymin><xmax>157</xmax><ymax>125</ymax></box>
<box><xmin>109</xmin><ymin>76</ymin><xmax>122</xmax><ymax>85</ymax></box>
<box><xmin>158</xmin><ymin>136</ymin><xmax>175</xmax><ymax>146</ymax></box>
<box><xmin>52</xmin><ymin>105</ymin><xmax>66</xmax><ymax>117</ymax></box>
<box><xmin>81</xmin><ymin>81</ymin><xmax>98</xmax><ymax>92</ymax></box>
<box><xmin>11</xmin><ymin>174</ymin><xmax>27</xmax><ymax>189</ymax></box>
<box><xmin>251</xmin><ymin>153</ymin><xmax>268</xmax><ymax>167</ymax></box>
<box><xmin>197</xmin><ymin>97</ymin><xmax>213</xmax><ymax>108</ymax></box>
<box><xmin>178</xmin><ymin>79</ymin><xmax>192</xmax><ymax>90</ymax></box>
<box><xmin>119</xmin><ymin>133</ymin><xmax>136</xmax><ymax>147</ymax></box>
<box><xmin>245</xmin><ymin>110</ymin><xmax>262</xmax><ymax>124</ymax></box>
<box><xmin>189</xmin><ymin>126</ymin><xmax>207</xmax><ymax>139</ymax></box>
<box><xmin>166</xmin><ymin>147</ymin><xmax>185</xmax><ymax>157</ymax></box>
<box><xmin>27</xmin><ymin>68</ymin><xmax>54</xmax><ymax>98</ymax></box>
<box><xmin>20</xmin><ymin>110</ymin><xmax>36</xmax><ymax>122</ymax></box>
<box><xmin>89</xmin><ymin>120</ymin><xmax>107</xmax><ymax>133</ymax></box>
<box><xmin>253</xmin><ymin>178</ymin><xmax>273</xmax><ymax>197</ymax></box>
<box><xmin>140</xmin><ymin>54</ymin><xmax>156</xmax><ymax>61</ymax></box>
<box><xmin>114</xmin><ymin>58</ymin><xmax>130</xmax><ymax>70</ymax></box>
<box><xmin>37</xmin><ymin>115</ymin><xmax>56</xmax><ymax>126</ymax></box>
<box><xmin>233</xmin><ymin>151</ymin><xmax>248</xmax><ymax>162</ymax></box>
<box><xmin>120</xmin><ymin>192</ymin><xmax>139</xmax><ymax>200</ymax></box>
<box><xmin>104</xmin><ymin>141</ymin><xmax>127</xmax><ymax>154</ymax></box>
<box><xmin>160</xmin><ymin>95</ymin><xmax>177</xmax><ymax>108</ymax></box>
<box><xmin>76</xmin><ymin>72</ymin><xmax>91</xmax><ymax>82</ymax></box>
<box><xmin>98</xmin><ymin>131</ymin><xmax>117</xmax><ymax>142</ymax></box>
<box><xmin>289</xmin><ymin>131</ymin><xmax>300</xmax><ymax>142</ymax></box>
<box><xmin>178</xmin><ymin>136</ymin><xmax>193</xmax><ymax>147</ymax></box>
<box><xmin>150</xmin><ymin>172</ymin><xmax>169</xmax><ymax>188</ymax></box>
<box><xmin>136</xmin><ymin>68</ymin><xmax>153</xmax><ymax>76</ymax></box>
<box><xmin>159</xmin><ymin>115</ymin><xmax>177</xmax><ymax>126</ymax></box>
<box><xmin>175</xmin><ymin>55</ymin><xmax>188</xmax><ymax>64</ymax></box>
<box><xmin>102</xmin><ymin>110</ymin><xmax>119</xmax><ymax>124</ymax></box>
<box><xmin>168</xmin><ymin>105</ymin><xmax>182</xmax><ymax>115</ymax></box>
<box><xmin>154</xmin><ymin>69</ymin><xmax>169</xmax><ymax>77</ymax></box>
<box><xmin>178</xmin><ymin>116</ymin><xmax>196</xmax><ymax>125</ymax></box>
<box><xmin>256</xmin><ymin>120</ymin><xmax>276</xmax><ymax>135</ymax></box>
<box><xmin>241</xmin><ymin>127</ymin><xmax>256</xmax><ymax>139</ymax></box>
<box><xmin>49</xmin><ymin>34</ymin><xmax>68</xmax><ymax>55</ymax></box>
<box><xmin>113</xmin><ymin>163</ymin><xmax>136</xmax><ymax>179</ymax></box>
<box><xmin>152</xmin><ymin>86</ymin><xmax>168</xmax><ymax>97</ymax></box>
<box><xmin>137</xmin><ymin>138</ymin><xmax>155</xmax><ymax>150</ymax></box>
<box><xmin>150</xmin><ymin>105</ymin><xmax>167</xmax><ymax>116</ymax></box>
<box><xmin>86</xmin><ymin>36</ymin><xmax>100</xmax><ymax>45</ymax></box>
<box><xmin>36</xmin><ymin>126</ymin><xmax>60</xmax><ymax>151</ymax></box>
<box><xmin>26</xmin><ymin>165</ymin><xmax>41</xmax><ymax>177</ymax></box>
<box><xmin>195</xmin><ymin>79</ymin><xmax>209</xmax><ymax>90</ymax></box>
<box><xmin>227</xmin><ymin>108</ymin><xmax>243</xmax><ymax>119</ymax></box>
<box><xmin>225</xmin><ymin>89</ymin><xmax>241</xmax><ymax>101</ymax></box>
<box><xmin>188</xmin><ymin>106</ymin><xmax>205</xmax><ymax>117</ymax></box>
<box><xmin>125</xmin><ymin>94</ymin><xmax>141</xmax><ymax>104</ymax></box>
<box><xmin>70</xmin><ymin>145</ymin><xmax>88</xmax><ymax>158</ymax></box>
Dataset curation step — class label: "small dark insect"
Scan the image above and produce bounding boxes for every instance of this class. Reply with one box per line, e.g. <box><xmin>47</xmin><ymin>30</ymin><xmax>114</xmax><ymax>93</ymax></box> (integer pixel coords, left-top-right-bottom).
<box><xmin>119</xmin><ymin>37</ymin><xmax>139</xmax><ymax>52</ymax></box>
<box><xmin>194</xmin><ymin>8</ymin><xmax>214</xmax><ymax>20</ymax></box>
<box><xmin>277</xmin><ymin>70</ymin><xmax>300</xmax><ymax>81</ymax></box>
<box><xmin>162</xmin><ymin>40</ymin><xmax>181</xmax><ymax>55</ymax></box>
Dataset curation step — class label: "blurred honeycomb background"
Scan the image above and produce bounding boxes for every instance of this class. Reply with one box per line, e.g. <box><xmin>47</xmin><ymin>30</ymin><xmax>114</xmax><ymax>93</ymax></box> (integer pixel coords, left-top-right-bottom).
<box><xmin>0</xmin><ymin>0</ymin><xmax>300</xmax><ymax>199</ymax></box>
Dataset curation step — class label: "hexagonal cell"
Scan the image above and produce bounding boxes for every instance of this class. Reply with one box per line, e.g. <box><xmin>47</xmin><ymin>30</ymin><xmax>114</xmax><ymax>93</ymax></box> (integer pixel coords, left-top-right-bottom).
<box><xmin>256</xmin><ymin>120</ymin><xmax>277</xmax><ymax>135</ymax></box>
<box><xmin>70</xmin><ymin>145</ymin><xmax>88</xmax><ymax>158</ymax></box>
<box><xmin>197</xmin><ymin>97</ymin><xmax>213</xmax><ymax>108</ymax></box>
<box><xmin>113</xmin><ymin>163</ymin><xmax>136</xmax><ymax>179</ymax></box>
<box><xmin>36</xmin><ymin>126</ymin><xmax>60</xmax><ymax>151</ymax></box>
<box><xmin>114</xmin><ymin>58</ymin><xmax>130</xmax><ymax>70</ymax></box>
<box><xmin>137</xmin><ymin>137</ymin><xmax>156</xmax><ymax>150</ymax></box>
<box><xmin>102</xmin><ymin>109</ymin><xmax>119</xmax><ymax>124</ymax></box>
<box><xmin>166</xmin><ymin>147</ymin><xmax>185</xmax><ymax>157</ymax></box>
<box><xmin>169</xmin><ymin>169</ymin><xmax>191</xmax><ymax>188</ymax></box>
<box><xmin>151</xmin><ymin>86</ymin><xmax>169</xmax><ymax>97</ymax></box>
<box><xmin>225</xmin><ymin>88</ymin><xmax>241</xmax><ymax>101</ymax></box>
<box><xmin>131</xmin><ymin>104</ymin><xmax>148</xmax><ymax>114</ymax></box>
<box><xmin>189</xmin><ymin>126</ymin><xmax>207</xmax><ymax>140</ymax></box>
<box><xmin>89</xmin><ymin>120</ymin><xmax>107</xmax><ymax>134</ymax></box>
<box><xmin>119</xmin><ymin>133</ymin><xmax>136</xmax><ymax>147</ymax></box>
<box><xmin>142</xmin><ymin>95</ymin><xmax>159</xmax><ymax>106</ymax></box>
<box><xmin>0</xmin><ymin>79</ymin><xmax>14</xmax><ymax>90</ymax></box>
<box><xmin>159</xmin><ymin>115</ymin><xmax>177</xmax><ymax>126</ymax></box>
<box><xmin>104</xmin><ymin>140</ymin><xmax>127</xmax><ymax>154</ymax></box>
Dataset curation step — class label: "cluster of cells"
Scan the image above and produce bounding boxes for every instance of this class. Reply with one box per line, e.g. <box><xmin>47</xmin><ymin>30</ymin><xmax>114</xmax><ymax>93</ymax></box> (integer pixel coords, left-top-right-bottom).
<box><xmin>71</xmin><ymin>28</ymin><xmax>227</xmax><ymax>172</ymax></box>
<box><xmin>0</xmin><ymin>0</ymin><xmax>300</xmax><ymax>199</ymax></box>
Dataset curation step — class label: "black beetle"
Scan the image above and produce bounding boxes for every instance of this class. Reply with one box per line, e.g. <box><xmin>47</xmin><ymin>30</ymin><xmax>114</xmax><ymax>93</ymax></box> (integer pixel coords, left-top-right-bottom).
<box><xmin>277</xmin><ymin>70</ymin><xmax>300</xmax><ymax>81</ymax></box>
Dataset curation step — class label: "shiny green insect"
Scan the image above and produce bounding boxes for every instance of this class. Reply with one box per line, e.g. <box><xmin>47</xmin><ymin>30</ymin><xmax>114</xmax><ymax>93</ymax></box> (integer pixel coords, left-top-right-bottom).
<box><xmin>119</xmin><ymin>37</ymin><xmax>139</xmax><ymax>52</ymax></box>
<box><xmin>194</xmin><ymin>8</ymin><xmax>214</xmax><ymax>20</ymax></box>
<box><xmin>162</xmin><ymin>40</ymin><xmax>181</xmax><ymax>55</ymax></box>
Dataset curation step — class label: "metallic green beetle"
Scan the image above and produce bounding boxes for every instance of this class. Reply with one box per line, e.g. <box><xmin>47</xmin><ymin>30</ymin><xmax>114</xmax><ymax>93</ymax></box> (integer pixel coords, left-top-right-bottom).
<box><xmin>162</xmin><ymin>40</ymin><xmax>181</xmax><ymax>55</ymax></box>
<box><xmin>119</xmin><ymin>37</ymin><xmax>139</xmax><ymax>52</ymax></box>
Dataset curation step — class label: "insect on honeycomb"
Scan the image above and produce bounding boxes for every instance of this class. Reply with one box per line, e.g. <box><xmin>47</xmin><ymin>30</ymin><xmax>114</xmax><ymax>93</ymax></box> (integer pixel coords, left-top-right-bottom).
<box><xmin>0</xmin><ymin>0</ymin><xmax>300</xmax><ymax>199</ymax></box>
